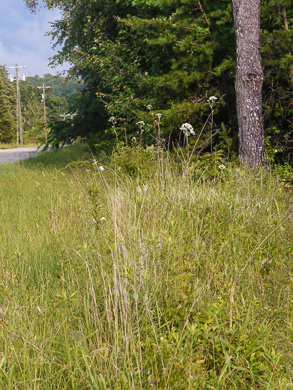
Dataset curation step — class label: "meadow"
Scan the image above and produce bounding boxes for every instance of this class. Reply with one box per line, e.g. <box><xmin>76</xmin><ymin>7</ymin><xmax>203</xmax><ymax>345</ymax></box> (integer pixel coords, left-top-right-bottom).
<box><xmin>0</xmin><ymin>143</ymin><xmax>38</xmax><ymax>150</ymax></box>
<box><xmin>0</xmin><ymin>145</ymin><xmax>292</xmax><ymax>389</ymax></box>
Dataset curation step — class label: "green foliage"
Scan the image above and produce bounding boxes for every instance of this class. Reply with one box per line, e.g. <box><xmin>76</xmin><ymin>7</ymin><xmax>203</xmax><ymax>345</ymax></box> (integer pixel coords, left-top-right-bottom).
<box><xmin>261</xmin><ymin>0</ymin><xmax>293</xmax><ymax>164</ymax></box>
<box><xmin>47</xmin><ymin>94</ymin><xmax>68</xmax><ymax>121</ymax></box>
<box><xmin>20</xmin><ymin>74</ymin><xmax>82</xmax><ymax>143</ymax></box>
<box><xmin>189</xmin><ymin>151</ymin><xmax>229</xmax><ymax>179</ymax></box>
<box><xmin>111</xmin><ymin>144</ymin><xmax>157</xmax><ymax>177</ymax></box>
<box><xmin>0</xmin><ymin>66</ymin><xmax>15</xmax><ymax>143</ymax></box>
<box><xmin>153</xmin><ymin>309</ymin><xmax>283</xmax><ymax>388</ymax></box>
<box><xmin>20</xmin><ymin>84</ymin><xmax>44</xmax><ymax>142</ymax></box>
<box><xmin>274</xmin><ymin>162</ymin><xmax>293</xmax><ymax>184</ymax></box>
<box><xmin>22</xmin><ymin>0</ymin><xmax>291</xmax><ymax>170</ymax></box>
<box><xmin>0</xmin><ymin>145</ymin><xmax>292</xmax><ymax>387</ymax></box>
<box><xmin>24</xmin><ymin>0</ymin><xmax>293</xmax><ymax>168</ymax></box>
<box><xmin>23</xmin><ymin>74</ymin><xmax>83</xmax><ymax>98</ymax></box>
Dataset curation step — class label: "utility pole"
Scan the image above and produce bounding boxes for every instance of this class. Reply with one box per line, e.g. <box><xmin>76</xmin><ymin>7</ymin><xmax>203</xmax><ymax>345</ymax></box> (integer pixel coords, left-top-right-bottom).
<box><xmin>7</xmin><ymin>64</ymin><xmax>26</xmax><ymax>145</ymax></box>
<box><xmin>37</xmin><ymin>83</ymin><xmax>50</xmax><ymax>143</ymax></box>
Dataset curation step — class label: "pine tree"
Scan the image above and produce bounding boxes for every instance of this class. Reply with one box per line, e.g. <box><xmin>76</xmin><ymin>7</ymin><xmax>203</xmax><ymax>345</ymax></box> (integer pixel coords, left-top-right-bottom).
<box><xmin>0</xmin><ymin>66</ymin><xmax>15</xmax><ymax>143</ymax></box>
<box><xmin>25</xmin><ymin>0</ymin><xmax>293</xmax><ymax>164</ymax></box>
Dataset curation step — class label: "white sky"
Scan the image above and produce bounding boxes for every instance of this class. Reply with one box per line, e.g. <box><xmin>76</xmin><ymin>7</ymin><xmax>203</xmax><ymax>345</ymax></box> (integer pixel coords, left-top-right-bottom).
<box><xmin>0</xmin><ymin>0</ymin><xmax>68</xmax><ymax>77</ymax></box>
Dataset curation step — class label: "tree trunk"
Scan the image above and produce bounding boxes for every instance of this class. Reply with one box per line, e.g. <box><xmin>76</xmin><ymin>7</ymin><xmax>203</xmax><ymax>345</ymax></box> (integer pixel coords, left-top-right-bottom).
<box><xmin>232</xmin><ymin>0</ymin><xmax>268</xmax><ymax>168</ymax></box>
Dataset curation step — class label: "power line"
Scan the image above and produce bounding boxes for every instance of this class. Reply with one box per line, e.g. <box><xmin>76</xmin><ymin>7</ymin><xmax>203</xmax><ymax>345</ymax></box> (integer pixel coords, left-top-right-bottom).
<box><xmin>24</xmin><ymin>67</ymin><xmax>36</xmax><ymax>77</ymax></box>
<box><xmin>7</xmin><ymin>64</ymin><xmax>26</xmax><ymax>145</ymax></box>
<box><xmin>37</xmin><ymin>83</ymin><xmax>50</xmax><ymax>143</ymax></box>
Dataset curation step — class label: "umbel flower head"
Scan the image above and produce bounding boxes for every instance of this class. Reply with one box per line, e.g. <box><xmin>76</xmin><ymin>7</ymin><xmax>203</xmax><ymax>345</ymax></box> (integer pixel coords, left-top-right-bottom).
<box><xmin>155</xmin><ymin>113</ymin><xmax>162</xmax><ymax>123</ymax></box>
<box><xmin>208</xmin><ymin>96</ymin><xmax>217</xmax><ymax>102</ymax></box>
<box><xmin>180</xmin><ymin>123</ymin><xmax>195</xmax><ymax>137</ymax></box>
<box><xmin>136</xmin><ymin>121</ymin><xmax>145</xmax><ymax>128</ymax></box>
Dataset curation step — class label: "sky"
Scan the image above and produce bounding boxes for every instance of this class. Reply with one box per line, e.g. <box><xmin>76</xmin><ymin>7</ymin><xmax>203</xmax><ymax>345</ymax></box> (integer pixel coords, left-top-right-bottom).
<box><xmin>0</xmin><ymin>0</ymin><xmax>68</xmax><ymax>77</ymax></box>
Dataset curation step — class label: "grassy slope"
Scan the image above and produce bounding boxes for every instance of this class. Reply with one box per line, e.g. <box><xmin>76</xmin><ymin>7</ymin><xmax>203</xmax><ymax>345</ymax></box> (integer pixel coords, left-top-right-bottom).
<box><xmin>0</xmin><ymin>143</ymin><xmax>39</xmax><ymax>149</ymax></box>
<box><xmin>0</xmin><ymin>145</ymin><xmax>292</xmax><ymax>389</ymax></box>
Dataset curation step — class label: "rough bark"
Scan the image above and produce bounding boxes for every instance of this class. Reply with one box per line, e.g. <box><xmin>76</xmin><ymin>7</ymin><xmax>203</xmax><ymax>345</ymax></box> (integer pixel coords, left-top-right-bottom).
<box><xmin>232</xmin><ymin>0</ymin><xmax>268</xmax><ymax>168</ymax></box>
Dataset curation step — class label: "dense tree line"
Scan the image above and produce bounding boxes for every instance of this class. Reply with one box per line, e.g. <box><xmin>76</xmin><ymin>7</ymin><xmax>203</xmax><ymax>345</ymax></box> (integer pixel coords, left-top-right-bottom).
<box><xmin>20</xmin><ymin>75</ymin><xmax>82</xmax><ymax>143</ymax></box>
<box><xmin>0</xmin><ymin>66</ymin><xmax>15</xmax><ymax>143</ymax></box>
<box><xmin>26</xmin><ymin>0</ymin><xmax>293</xmax><ymax>164</ymax></box>
<box><xmin>23</xmin><ymin>74</ymin><xmax>82</xmax><ymax>98</ymax></box>
<box><xmin>0</xmin><ymin>69</ymin><xmax>81</xmax><ymax>144</ymax></box>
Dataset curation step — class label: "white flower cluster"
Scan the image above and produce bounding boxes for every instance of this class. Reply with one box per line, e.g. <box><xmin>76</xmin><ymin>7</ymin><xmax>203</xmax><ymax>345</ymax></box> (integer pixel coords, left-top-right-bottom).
<box><xmin>208</xmin><ymin>96</ymin><xmax>217</xmax><ymax>102</ymax></box>
<box><xmin>218</xmin><ymin>164</ymin><xmax>226</xmax><ymax>170</ymax></box>
<box><xmin>93</xmin><ymin>159</ymin><xmax>105</xmax><ymax>171</ymax></box>
<box><xmin>180</xmin><ymin>123</ymin><xmax>195</xmax><ymax>137</ymax></box>
<box><xmin>146</xmin><ymin>104</ymin><xmax>152</xmax><ymax>110</ymax></box>
<box><xmin>109</xmin><ymin>116</ymin><xmax>116</xmax><ymax>124</ymax></box>
<box><xmin>136</xmin><ymin>121</ymin><xmax>145</xmax><ymax>127</ymax></box>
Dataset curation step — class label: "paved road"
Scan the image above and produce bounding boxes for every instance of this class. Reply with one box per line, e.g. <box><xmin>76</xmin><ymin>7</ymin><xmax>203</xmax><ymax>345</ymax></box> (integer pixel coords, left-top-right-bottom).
<box><xmin>0</xmin><ymin>147</ymin><xmax>45</xmax><ymax>164</ymax></box>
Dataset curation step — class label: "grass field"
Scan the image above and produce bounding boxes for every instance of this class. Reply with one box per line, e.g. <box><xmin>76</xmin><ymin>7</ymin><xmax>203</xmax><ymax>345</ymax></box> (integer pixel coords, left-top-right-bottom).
<box><xmin>0</xmin><ymin>143</ymin><xmax>39</xmax><ymax>150</ymax></box>
<box><xmin>0</xmin><ymin>145</ymin><xmax>292</xmax><ymax>389</ymax></box>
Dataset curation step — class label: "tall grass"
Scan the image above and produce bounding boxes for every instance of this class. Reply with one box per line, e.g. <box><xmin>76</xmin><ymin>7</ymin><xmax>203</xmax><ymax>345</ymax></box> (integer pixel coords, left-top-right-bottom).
<box><xmin>0</xmin><ymin>145</ymin><xmax>292</xmax><ymax>389</ymax></box>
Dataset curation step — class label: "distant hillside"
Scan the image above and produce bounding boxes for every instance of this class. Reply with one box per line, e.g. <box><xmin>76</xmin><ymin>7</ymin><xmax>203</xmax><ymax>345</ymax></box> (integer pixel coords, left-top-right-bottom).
<box><xmin>23</xmin><ymin>74</ymin><xmax>83</xmax><ymax>98</ymax></box>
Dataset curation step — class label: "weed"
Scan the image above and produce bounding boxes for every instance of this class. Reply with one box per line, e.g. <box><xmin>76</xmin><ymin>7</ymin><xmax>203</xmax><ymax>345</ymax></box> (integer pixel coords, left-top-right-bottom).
<box><xmin>0</xmin><ymin>145</ymin><xmax>292</xmax><ymax>388</ymax></box>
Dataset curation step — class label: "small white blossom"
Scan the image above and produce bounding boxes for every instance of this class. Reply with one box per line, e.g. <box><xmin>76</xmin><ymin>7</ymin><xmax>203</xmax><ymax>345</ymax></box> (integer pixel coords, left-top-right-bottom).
<box><xmin>136</xmin><ymin>121</ymin><xmax>145</xmax><ymax>126</ymax></box>
<box><xmin>93</xmin><ymin>159</ymin><xmax>98</xmax><ymax>165</ymax></box>
<box><xmin>180</xmin><ymin>123</ymin><xmax>195</xmax><ymax>137</ymax></box>
<box><xmin>218</xmin><ymin>164</ymin><xmax>226</xmax><ymax>170</ymax></box>
<box><xmin>100</xmin><ymin>217</ymin><xmax>106</xmax><ymax>221</ymax></box>
<box><xmin>160</xmin><ymin>337</ymin><xmax>164</xmax><ymax>341</ymax></box>
<box><xmin>99</xmin><ymin>166</ymin><xmax>104</xmax><ymax>171</ymax></box>
<box><xmin>274</xmin><ymin>149</ymin><xmax>278</xmax><ymax>153</ymax></box>
<box><xmin>208</xmin><ymin>96</ymin><xmax>218</xmax><ymax>102</ymax></box>
<box><xmin>109</xmin><ymin>116</ymin><xmax>116</xmax><ymax>124</ymax></box>
<box><xmin>146</xmin><ymin>104</ymin><xmax>152</xmax><ymax>110</ymax></box>
<box><xmin>155</xmin><ymin>113</ymin><xmax>162</xmax><ymax>122</ymax></box>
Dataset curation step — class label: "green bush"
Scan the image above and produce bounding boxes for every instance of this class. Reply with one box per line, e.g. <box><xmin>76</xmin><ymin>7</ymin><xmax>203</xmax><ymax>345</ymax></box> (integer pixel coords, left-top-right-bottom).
<box><xmin>273</xmin><ymin>163</ymin><xmax>293</xmax><ymax>185</ymax></box>
<box><xmin>111</xmin><ymin>144</ymin><xmax>157</xmax><ymax>178</ymax></box>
